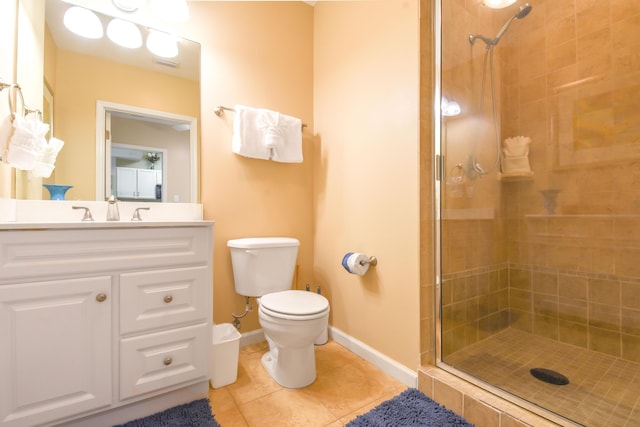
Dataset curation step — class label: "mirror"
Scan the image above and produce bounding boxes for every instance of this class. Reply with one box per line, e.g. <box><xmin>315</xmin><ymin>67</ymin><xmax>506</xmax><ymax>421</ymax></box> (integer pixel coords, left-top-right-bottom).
<box><xmin>32</xmin><ymin>0</ymin><xmax>200</xmax><ymax>202</ymax></box>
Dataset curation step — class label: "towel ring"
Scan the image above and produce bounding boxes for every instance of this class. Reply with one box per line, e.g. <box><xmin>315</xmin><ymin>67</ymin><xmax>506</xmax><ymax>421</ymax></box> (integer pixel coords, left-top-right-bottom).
<box><xmin>0</xmin><ymin>81</ymin><xmax>41</xmax><ymax>122</ymax></box>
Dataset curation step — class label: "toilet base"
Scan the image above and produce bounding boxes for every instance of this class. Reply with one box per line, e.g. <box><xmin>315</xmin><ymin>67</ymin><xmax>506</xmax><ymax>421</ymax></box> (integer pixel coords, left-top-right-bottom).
<box><xmin>261</xmin><ymin>344</ymin><xmax>317</xmax><ymax>389</ymax></box>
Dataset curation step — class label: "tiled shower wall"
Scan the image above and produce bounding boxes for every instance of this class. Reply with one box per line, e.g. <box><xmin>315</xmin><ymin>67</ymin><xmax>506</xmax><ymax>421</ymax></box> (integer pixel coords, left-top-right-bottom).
<box><xmin>508</xmin><ymin>214</ymin><xmax>640</xmax><ymax>363</ymax></box>
<box><xmin>500</xmin><ymin>0</ymin><xmax>640</xmax><ymax>362</ymax></box>
<box><xmin>438</xmin><ymin>0</ymin><xmax>640</xmax><ymax>363</ymax></box>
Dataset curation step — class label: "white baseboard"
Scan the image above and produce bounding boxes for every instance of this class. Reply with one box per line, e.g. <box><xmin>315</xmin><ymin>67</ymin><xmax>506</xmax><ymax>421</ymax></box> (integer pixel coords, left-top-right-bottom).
<box><xmin>329</xmin><ymin>326</ymin><xmax>418</xmax><ymax>388</ymax></box>
<box><xmin>239</xmin><ymin>328</ymin><xmax>265</xmax><ymax>347</ymax></box>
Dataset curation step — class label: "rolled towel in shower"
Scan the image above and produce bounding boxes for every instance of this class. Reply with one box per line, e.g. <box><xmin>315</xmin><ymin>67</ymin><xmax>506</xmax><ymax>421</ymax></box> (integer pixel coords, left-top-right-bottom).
<box><xmin>341</xmin><ymin>252</ymin><xmax>370</xmax><ymax>276</ymax></box>
<box><xmin>502</xmin><ymin>136</ymin><xmax>531</xmax><ymax>157</ymax></box>
<box><xmin>502</xmin><ymin>136</ymin><xmax>532</xmax><ymax>173</ymax></box>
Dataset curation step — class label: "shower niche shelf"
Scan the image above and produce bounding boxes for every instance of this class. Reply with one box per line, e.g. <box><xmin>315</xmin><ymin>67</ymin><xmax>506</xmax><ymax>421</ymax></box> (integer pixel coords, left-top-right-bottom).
<box><xmin>498</xmin><ymin>172</ymin><xmax>534</xmax><ymax>182</ymax></box>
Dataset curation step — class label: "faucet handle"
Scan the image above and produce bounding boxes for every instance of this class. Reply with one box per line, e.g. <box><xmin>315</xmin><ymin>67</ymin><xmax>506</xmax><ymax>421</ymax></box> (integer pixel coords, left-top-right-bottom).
<box><xmin>131</xmin><ymin>207</ymin><xmax>150</xmax><ymax>221</ymax></box>
<box><xmin>72</xmin><ymin>206</ymin><xmax>94</xmax><ymax>222</ymax></box>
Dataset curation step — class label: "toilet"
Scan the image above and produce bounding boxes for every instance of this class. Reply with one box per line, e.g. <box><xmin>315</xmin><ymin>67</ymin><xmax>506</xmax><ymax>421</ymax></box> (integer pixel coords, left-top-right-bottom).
<box><xmin>227</xmin><ymin>237</ymin><xmax>330</xmax><ymax>388</ymax></box>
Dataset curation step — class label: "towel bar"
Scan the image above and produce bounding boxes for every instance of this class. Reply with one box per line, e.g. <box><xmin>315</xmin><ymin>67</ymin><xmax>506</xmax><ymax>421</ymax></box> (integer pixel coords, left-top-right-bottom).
<box><xmin>214</xmin><ymin>105</ymin><xmax>307</xmax><ymax>129</ymax></box>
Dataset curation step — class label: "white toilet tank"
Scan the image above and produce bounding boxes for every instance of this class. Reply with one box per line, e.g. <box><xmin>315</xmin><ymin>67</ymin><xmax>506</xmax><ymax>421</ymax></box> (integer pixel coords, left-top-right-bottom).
<box><xmin>227</xmin><ymin>237</ymin><xmax>300</xmax><ymax>297</ymax></box>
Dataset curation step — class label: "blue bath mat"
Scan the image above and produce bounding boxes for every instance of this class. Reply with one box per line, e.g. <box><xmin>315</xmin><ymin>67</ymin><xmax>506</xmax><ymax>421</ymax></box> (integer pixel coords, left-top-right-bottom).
<box><xmin>347</xmin><ymin>388</ymin><xmax>474</xmax><ymax>426</ymax></box>
<box><xmin>114</xmin><ymin>398</ymin><xmax>220</xmax><ymax>427</ymax></box>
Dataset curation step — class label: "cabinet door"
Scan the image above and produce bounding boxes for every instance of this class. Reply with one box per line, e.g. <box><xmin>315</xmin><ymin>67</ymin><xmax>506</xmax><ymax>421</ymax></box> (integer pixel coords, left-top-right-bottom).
<box><xmin>116</xmin><ymin>167</ymin><xmax>138</xmax><ymax>198</ymax></box>
<box><xmin>137</xmin><ymin>169</ymin><xmax>158</xmax><ymax>199</ymax></box>
<box><xmin>0</xmin><ymin>277</ymin><xmax>112</xmax><ymax>427</ymax></box>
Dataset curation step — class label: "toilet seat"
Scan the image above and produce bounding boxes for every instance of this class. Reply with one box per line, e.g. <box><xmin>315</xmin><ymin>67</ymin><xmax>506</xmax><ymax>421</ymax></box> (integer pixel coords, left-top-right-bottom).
<box><xmin>259</xmin><ymin>290</ymin><xmax>329</xmax><ymax>320</ymax></box>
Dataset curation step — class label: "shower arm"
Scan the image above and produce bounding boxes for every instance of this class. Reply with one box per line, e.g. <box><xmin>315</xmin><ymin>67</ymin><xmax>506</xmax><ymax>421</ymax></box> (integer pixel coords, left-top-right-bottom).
<box><xmin>469</xmin><ymin>15</ymin><xmax>516</xmax><ymax>47</ymax></box>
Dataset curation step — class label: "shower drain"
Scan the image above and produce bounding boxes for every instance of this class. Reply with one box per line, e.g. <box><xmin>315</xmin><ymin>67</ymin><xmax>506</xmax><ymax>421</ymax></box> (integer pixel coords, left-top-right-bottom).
<box><xmin>530</xmin><ymin>368</ymin><xmax>570</xmax><ymax>385</ymax></box>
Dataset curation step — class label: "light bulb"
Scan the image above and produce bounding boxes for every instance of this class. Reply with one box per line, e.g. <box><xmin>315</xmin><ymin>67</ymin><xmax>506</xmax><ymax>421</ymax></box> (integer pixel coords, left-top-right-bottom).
<box><xmin>107</xmin><ymin>19</ymin><xmax>142</xmax><ymax>49</ymax></box>
<box><xmin>482</xmin><ymin>0</ymin><xmax>517</xmax><ymax>9</ymax></box>
<box><xmin>63</xmin><ymin>6</ymin><xmax>103</xmax><ymax>39</ymax></box>
<box><xmin>146</xmin><ymin>30</ymin><xmax>179</xmax><ymax>58</ymax></box>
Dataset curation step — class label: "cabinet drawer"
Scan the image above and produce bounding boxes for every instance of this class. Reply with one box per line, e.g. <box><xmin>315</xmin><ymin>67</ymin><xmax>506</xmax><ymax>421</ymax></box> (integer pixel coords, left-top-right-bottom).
<box><xmin>0</xmin><ymin>226</ymin><xmax>211</xmax><ymax>282</ymax></box>
<box><xmin>119</xmin><ymin>323</ymin><xmax>210</xmax><ymax>400</ymax></box>
<box><xmin>120</xmin><ymin>266</ymin><xmax>209</xmax><ymax>334</ymax></box>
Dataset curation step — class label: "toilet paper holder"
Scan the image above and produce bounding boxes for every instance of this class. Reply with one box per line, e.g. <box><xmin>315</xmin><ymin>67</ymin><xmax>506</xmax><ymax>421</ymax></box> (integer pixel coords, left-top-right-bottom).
<box><xmin>359</xmin><ymin>256</ymin><xmax>378</xmax><ymax>267</ymax></box>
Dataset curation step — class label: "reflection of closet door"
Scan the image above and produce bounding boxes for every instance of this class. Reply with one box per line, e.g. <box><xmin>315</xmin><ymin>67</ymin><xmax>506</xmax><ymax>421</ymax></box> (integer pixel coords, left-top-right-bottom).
<box><xmin>116</xmin><ymin>167</ymin><xmax>137</xmax><ymax>198</ymax></box>
<box><xmin>137</xmin><ymin>169</ymin><xmax>157</xmax><ymax>199</ymax></box>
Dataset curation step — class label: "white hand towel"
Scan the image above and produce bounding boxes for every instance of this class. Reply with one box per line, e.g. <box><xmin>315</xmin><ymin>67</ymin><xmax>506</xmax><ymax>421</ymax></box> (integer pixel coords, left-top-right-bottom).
<box><xmin>269</xmin><ymin>113</ymin><xmax>303</xmax><ymax>163</ymax></box>
<box><xmin>32</xmin><ymin>137</ymin><xmax>65</xmax><ymax>178</ymax></box>
<box><xmin>256</xmin><ymin>109</ymin><xmax>282</xmax><ymax>150</ymax></box>
<box><xmin>232</xmin><ymin>104</ymin><xmax>303</xmax><ymax>163</ymax></box>
<box><xmin>5</xmin><ymin>113</ymin><xmax>49</xmax><ymax>170</ymax></box>
<box><xmin>232</xmin><ymin>104</ymin><xmax>271</xmax><ymax>160</ymax></box>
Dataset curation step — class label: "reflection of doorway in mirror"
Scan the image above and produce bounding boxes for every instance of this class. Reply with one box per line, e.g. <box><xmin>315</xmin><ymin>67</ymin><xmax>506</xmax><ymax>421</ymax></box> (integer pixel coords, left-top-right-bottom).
<box><xmin>111</xmin><ymin>143</ymin><xmax>166</xmax><ymax>202</ymax></box>
<box><xmin>96</xmin><ymin>101</ymin><xmax>198</xmax><ymax>204</ymax></box>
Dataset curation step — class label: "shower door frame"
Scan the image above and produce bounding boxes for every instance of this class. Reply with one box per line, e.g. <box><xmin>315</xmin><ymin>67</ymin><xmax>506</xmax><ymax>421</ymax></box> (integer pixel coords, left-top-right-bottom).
<box><xmin>431</xmin><ymin>1</ymin><xmax>579</xmax><ymax>425</ymax></box>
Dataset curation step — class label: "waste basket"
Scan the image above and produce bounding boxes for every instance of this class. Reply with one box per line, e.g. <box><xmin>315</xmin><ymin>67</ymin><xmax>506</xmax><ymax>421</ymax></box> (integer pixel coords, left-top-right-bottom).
<box><xmin>210</xmin><ymin>323</ymin><xmax>241</xmax><ymax>388</ymax></box>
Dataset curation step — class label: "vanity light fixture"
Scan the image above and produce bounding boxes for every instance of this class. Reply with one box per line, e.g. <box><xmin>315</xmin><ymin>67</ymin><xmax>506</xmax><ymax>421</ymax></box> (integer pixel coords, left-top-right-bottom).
<box><xmin>150</xmin><ymin>0</ymin><xmax>189</xmax><ymax>23</ymax></box>
<box><xmin>112</xmin><ymin>0</ymin><xmax>144</xmax><ymax>13</ymax></box>
<box><xmin>107</xmin><ymin>18</ymin><xmax>142</xmax><ymax>49</ymax></box>
<box><xmin>63</xmin><ymin>6</ymin><xmax>103</xmax><ymax>39</ymax></box>
<box><xmin>146</xmin><ymin>30</ymin><xmax>179</xmax><ymax>58</ymax></box>
<box><xmin>482</xmin><ymin>0</ymin><xmax>517</xmax><ymax>8</ymax></box>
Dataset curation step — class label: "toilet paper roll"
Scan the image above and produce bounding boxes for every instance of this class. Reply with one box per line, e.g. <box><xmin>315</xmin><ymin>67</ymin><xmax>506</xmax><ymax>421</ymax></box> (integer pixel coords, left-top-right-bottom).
<box><xmin>341</xmin><ymin>252</ymin><xmax>370</xmax><ymax>276</ymax></box>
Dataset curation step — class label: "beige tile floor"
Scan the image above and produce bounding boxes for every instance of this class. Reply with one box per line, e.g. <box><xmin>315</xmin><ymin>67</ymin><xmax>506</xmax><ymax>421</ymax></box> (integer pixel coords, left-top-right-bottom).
<box><xmin>445</xmin><ymin>328</ymin><xmax>640</xmax><ymax>427</ymax></box>
<box><xmin>208</xmin><ymin>340</ymin><xmax>407</xmax><ymax>427</ymax></box>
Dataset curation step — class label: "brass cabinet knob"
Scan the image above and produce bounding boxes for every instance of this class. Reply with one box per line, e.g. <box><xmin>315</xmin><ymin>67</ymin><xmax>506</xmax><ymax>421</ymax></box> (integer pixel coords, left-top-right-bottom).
<box><xmin>163</xmin><ymin>295</ymin><xmax>173</xmax><ymax>303</ymax></box>
<box><xmin>96</xmin><ymin>293</ymin><xmax>107</xmax><ymax>302</ymax></box>
<box><xmin>163</xmin><ymin>357</ymin><xmax>173</xmax><ymax>366</ymax></box>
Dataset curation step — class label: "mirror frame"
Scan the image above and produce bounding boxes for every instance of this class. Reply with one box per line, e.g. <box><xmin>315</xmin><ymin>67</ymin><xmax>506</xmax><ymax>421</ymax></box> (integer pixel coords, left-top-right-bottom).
<box><xmin>96</xmin><ymin>100</ymin><xmax>198</xmax><ymax>202</ymax></box>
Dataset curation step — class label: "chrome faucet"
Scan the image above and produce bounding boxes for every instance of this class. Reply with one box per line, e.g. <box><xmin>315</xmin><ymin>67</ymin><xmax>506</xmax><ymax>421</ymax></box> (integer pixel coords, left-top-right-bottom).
<box><xmin>131</xmin><ymin>207</ymin><xmax>150</xmax><ymax>221</ymax></box>
<box><xmin>72</xmin><ymin>206</ymin><xmax>94</xmax><ymax>221</ymax></box>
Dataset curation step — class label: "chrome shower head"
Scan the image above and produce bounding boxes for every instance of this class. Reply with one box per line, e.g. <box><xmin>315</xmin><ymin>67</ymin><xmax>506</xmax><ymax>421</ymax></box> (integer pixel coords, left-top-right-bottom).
<box><xmin>469</xmin><ymin>3</ymin><xmax>532</xmax><ymax>47</ymax></box>
<box><xmin>494</xmin><ymin>3</ymin><xmax>532</xmax><ymax>43</ymax></box>
<box><xmin>515</xmin><ymin>3</ymin><xmax>533</xmax><ymax>19</ymax></box>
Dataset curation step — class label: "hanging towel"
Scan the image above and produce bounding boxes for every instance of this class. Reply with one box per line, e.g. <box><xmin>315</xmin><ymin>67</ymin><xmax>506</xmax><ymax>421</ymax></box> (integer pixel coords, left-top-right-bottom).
<box><xmin>232</xmin><ymin>104</ymin><xmax>303</xmax><ymax>163</ymax></box>
<box><xmin>32</xmin><ymin>137</ymin><xmax>65</xmax><ymax>178</ymax></box>
<box><xmin>267</xmin><ymin>113</ymin><xmax>303</xmax><ymax>163</ymax></box>
<box><xmin>5</xmin><ymin>112</ymin><xmax>49</xmax><ymax>170</ymax></box>
<box><xmin>232</xmin><ymin>104</ymin><xmax>272</xmax><ymax>160</ymax></box>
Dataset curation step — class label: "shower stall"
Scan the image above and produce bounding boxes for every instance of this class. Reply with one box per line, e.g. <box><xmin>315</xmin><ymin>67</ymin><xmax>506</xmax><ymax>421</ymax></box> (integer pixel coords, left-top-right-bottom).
<box><xmin>436</xmin><ymin>1</ymin><xmax>640</xmax><ymax>426</ymax></box>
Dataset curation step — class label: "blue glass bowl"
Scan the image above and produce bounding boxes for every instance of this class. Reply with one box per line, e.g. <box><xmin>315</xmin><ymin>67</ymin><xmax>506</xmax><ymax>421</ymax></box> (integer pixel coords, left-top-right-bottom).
<box><xmin>43</xmin><ymin>184</ymin><xmax>73</xmax><ymax>200</ymax></box>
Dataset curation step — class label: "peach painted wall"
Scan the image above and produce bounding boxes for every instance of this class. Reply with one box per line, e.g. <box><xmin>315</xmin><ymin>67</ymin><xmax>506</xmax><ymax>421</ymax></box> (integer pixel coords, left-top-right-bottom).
<box><xmin>189</xmin><ymin>2</ymin><xmax>315</xmax><ymax>332</ymax></box>
<box><xmin>313</xmin><ymin>1</ymin><xmax>421</xmax><ymax>369</ymax></box>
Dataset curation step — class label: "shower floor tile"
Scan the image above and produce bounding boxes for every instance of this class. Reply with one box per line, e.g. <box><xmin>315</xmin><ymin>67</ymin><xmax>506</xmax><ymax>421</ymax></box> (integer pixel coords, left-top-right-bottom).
<box><xmin>444</xmin><ymin>328</ymin><xmax>640</xmax><ymax>427</ymax></box>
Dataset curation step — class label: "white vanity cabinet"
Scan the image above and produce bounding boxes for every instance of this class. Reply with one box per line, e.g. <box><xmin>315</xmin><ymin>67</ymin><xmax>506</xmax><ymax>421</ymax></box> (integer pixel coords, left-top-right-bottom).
<box><xmin>116</xmin><ymin>167</ymin><xmax>161</xmax><ymax>200</ymax></box>
<box><xmin>0</xmin><ymin>222</ymin><xmax>213</xmax><ymax>427</ymax></box>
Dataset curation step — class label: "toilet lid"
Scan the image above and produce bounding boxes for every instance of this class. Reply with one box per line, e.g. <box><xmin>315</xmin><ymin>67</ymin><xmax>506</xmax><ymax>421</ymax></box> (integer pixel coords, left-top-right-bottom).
<box><xmin>260</xmin><ymin>290</ymin><xmax>329</xmax><ymax>316</ymax></box>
